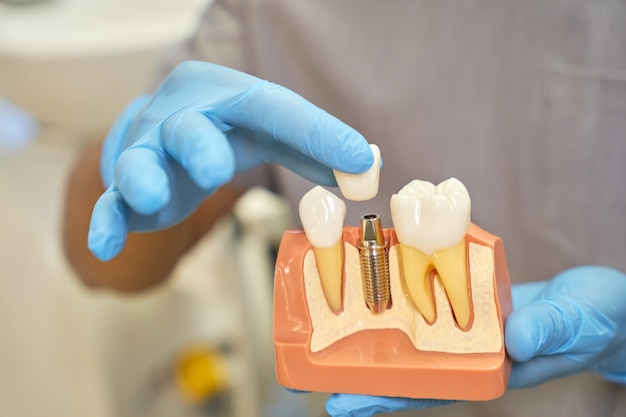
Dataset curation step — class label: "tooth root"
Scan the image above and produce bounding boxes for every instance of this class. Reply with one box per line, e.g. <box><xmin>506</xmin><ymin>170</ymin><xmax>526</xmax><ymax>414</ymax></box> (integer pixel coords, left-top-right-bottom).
<box><xmin>431</xmin><ymin>239</ymin><xmax>472</xmax><ymax>330</ymax></box>
<box><xmin>312</xmin><ymin>241</ymin><xmax>344</xmax><ymax>313</ymax></box>
<box><xmin>398</xmin><ymin>240</ymin><xmax>472</xmax><ymax>329</ymax></box>
<box><xmin>390</xmin><ymin>177</ymin><xmax>473</xmax><ymax>329</ymax></box>
<box><xmin>398</xmin><ymin>243</ymin><xmax>436</xmax><ymax>323</ymax></box>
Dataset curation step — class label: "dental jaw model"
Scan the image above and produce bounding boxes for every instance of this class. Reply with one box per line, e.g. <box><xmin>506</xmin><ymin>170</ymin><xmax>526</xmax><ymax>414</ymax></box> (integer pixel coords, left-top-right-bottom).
<box><xmin>274</xmin><ymin>146</ymin><xmax>512</xmax><ymax>400</ymax></box>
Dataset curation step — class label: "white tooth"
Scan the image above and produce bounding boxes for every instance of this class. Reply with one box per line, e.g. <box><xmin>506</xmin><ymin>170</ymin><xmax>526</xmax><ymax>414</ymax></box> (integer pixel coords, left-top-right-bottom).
<box><xmin>299</xmin><ymin>186</ymin><xmax>346</xmax><ymax>313</ymax></box>
<box><xmin>299</xmin><ymin>186</ymin><xmax>345</xmax><ymax>248</ymax></box>
<box><xmin>391</xmin><ymin>178</ymin><xmax>470</xmax><ymax>256</ymax></box>
<box><xmin>390</xmin><ymin>178</ymin><xmax>472</xmax><ymax>329</ymax></box>
<box><xmin>333</xmin><ymin>144</ymin><xmax>381</xmax><ymax>201</ymax></box>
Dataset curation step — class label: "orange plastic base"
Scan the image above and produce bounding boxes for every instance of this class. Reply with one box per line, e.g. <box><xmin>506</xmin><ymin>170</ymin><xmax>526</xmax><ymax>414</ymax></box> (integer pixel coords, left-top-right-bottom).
<box><xmin>273</xmin><ymin>223</ymin><xmax>512</xmax><ymax>401</ymax></box>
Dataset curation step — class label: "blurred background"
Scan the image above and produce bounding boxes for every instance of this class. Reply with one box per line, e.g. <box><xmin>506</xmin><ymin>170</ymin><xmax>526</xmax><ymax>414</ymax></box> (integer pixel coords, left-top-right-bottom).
<box><xmin>0</xmin><ymin>0</ymin><xmax>327</xmax><ymax>415</ymax></box>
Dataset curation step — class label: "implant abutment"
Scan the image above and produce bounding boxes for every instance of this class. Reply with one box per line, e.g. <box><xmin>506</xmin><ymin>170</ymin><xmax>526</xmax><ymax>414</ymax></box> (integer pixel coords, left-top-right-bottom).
<box><xmin>358</xmin><ymin>214</ymin><xmax>392</xmax><ymax>315</ymax></box>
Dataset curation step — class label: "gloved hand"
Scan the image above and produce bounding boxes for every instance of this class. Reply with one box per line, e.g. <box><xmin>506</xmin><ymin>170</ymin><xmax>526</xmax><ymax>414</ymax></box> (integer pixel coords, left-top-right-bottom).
<box><xmin>88</xmin><ymin>61</ymin><xmax>373</xmax><ymax>261</ymax></box>
<box><xmin>506</xmin><ymin>265</ymin><xmax>626</xmax><ymax>387</ymax></box>
<box><xmin>325</xmin><ymin>265</ymin><xmax>626</xmax><ymax>417</ymax></box>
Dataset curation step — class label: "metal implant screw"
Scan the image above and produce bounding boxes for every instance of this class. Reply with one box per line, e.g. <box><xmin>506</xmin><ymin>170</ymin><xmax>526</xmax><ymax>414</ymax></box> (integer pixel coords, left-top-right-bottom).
<box><xmin>358</xmin><ymin>213</ymin><xmax>391</xmax><ymax>315</ymax></box>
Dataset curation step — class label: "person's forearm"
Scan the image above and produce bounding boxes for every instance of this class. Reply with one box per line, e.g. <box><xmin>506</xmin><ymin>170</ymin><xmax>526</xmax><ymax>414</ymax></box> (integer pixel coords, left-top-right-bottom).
<box><xmin>62</xmin><ymin>139</ymin><xmax>243</xmax><ymax>293</ymax></box>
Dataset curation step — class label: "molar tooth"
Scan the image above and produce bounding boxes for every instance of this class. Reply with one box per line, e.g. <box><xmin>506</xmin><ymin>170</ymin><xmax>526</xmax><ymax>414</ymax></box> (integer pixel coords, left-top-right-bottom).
<box><xmin>299</xmin><ymin>186</ymin><xmax>346</xmax><ymax>313</ymax></box>
<box><xmin>333</xmin><ymin>144</ymin><xmax>381</xmax><ymax>201</ymax></box>
<box><xmin>390</xmin><ymin>178</ymin><xmax>472</xmax><ymax>329</ymax></box>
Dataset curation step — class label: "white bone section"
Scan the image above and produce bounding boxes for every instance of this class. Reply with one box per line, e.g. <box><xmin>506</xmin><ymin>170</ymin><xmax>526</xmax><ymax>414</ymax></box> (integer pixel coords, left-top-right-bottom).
<box><xmin>304</xmin><ymin>242</ymin><xmax>501</xmax><ymax>353</ymax></box>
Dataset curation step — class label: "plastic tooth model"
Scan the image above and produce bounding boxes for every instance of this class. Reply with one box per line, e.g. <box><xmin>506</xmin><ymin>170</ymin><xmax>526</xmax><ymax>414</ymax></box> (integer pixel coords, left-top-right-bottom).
<box><xmin>273</xmin><ymin>148</ymin><xmax>512</xmax><ymax>401</ymax></box>
<box><xmin>298</xmin><ymin>186</ymin><xmax>346</xmax><ymax>314</ymax></box>
<box><xmin>390</xmin><ymin>178</ymin><xmax>472</xmax><ymax>329</ymax></box>
<box><xmin>333</xmin><ymin>144</ymin><xmax>381</xmax><ymax>201</ymax></box>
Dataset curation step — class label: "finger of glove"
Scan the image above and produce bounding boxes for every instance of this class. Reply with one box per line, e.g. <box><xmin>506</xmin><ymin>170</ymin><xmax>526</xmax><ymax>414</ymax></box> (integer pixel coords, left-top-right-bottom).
<box><xmin>217</xmin><ymin>81</ymin><xmax>374</xmax><ymax>174</ymax></box>
<box><xmin>101</xmin><ymin>94</ymin><xmax>153</xmax><ymax>187</ymax></box>
<box><xmin>506</xmin><ymin>287</ymin><xmax>620</xmax><ymax>363</ymax></box>
<box><xmin>508</xmin><ymin>355</ymin><xmax>584</xmax><ymax>389</ymax></box>
<box><xmin>228</xmin><ymin>131</ymin><xmax>338</xmax><ymax>186</ymax></box>
<box><xmin>505</xmin><ymin>300</ymin><xmax>579</xmax><ymax>363</ymax></box>
<box><xmin>114</xmin><ymin>146</ymin><xmax>170</xmax><ymax>215</ymax></box>
<box><xmin>88</xmin><ymin>186</ymin><xmax>129</xmax><ymax>261</ymax></box>
<box><xmin>269</xmin><ymin>144</ymin><xmax>338</xmax><ymax>186</ymax></box>
<box><xmin>325</xmin><ymin>394</ymin><xmax>456</xmax><ymax>417</ymax></box>
<box><xmin>161</xmin><ymin>111</ymin><xmax>235</xmax><ymax>189</ymax></box>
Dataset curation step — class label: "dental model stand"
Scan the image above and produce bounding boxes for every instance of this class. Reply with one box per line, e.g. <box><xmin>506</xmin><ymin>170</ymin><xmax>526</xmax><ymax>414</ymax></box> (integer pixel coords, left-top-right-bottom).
<box><xmin>273</xmin><ymin>146</ymin><xmax>512</xmax><ymax>400</ymax></box>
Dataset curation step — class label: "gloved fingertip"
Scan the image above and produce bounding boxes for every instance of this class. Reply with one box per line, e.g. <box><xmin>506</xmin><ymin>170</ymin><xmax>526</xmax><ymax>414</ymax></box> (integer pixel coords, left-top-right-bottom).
<box><xmin>506</xmin><ymin>300</ymin><xmax>574</xmax><ymax>362</ymax></box>
<box><xmin>326</xmin><ymin>393</ymin><xmax>454</xmax><ymax>417</ymax></box>
<box><xmin>504</xmin><ymin>309</ymin><xmax>537</xmax><ymax>362</ymax></box>
<box><xmin>88</xmin><ymin>228</ymin><xmax>126</xmax><ymax>262</ymax></box>
<box><xmin>188</xmin><ymin>150</ymin><xmax>235</xmax><ymax>190</ymax></box>
<box><xmin>88</xmin><ymin>189</ymin><xmax>129</xmax><ymax>261</ymax></box>
<box><xmin>325</xmin><ymin>394</ymin><xmax>396</xmax><ymax>417</ymax></box>
<box><xmin>335</xmin><ymin>130</ymin><xmax>374</xmax><ymax>174</ymax></box>
<box><xmin>88</xmin><ymin>214</ymin><xmax>127</xmax><ymax>261</ymax></box>
<box><xmin>325</xmin><ymin>394</ymin><xmax>361</xmax><ymax>417</ymax></box>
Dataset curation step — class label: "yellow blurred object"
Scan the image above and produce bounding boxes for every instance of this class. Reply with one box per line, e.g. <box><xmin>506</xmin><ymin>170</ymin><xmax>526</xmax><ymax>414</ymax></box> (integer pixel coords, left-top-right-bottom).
<box><xmin>174</xmin><ymin>346</ymin><xmax>231</xmax><ymax>404</ymax></box>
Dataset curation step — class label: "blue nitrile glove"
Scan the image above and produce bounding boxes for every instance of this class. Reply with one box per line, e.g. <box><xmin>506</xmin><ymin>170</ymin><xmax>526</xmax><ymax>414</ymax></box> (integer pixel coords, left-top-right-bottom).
<box><xmin>325</xmin><ymin>265</ymin><xmax>626</xmax><ymax>417</ymax></box>
<box><xmin>88</xmin><ymin>61</ymin><xmax>373</xmax><ymax>261</ymax></box>
<box><xmin>506</xmin><ymin>265</ymin><xmax>626</xmax><ymax>388</ymax></box>
<box><xmin>325</xmin><ymin>394</ymin><xmax>456</xmax><ymax>417</ymax></box>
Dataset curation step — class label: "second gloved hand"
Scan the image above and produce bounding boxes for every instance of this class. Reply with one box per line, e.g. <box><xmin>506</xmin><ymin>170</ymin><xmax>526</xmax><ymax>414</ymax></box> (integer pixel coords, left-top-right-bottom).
<box><xmin>506</xmin><ymin>265</ymin><xmax>626</xmax><ymax>388</ymax></box>
<box><xmin>88</xmin><ymin>61</ymin><xmax>373</xmax><ymax>261</ymax></box>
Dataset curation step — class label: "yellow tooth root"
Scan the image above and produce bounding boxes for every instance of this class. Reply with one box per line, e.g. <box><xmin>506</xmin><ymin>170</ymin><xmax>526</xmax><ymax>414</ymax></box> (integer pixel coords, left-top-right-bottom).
<box><xmin>313</xmin><ymin>241</ymin><xmax>344</xmax><ymax>313</ymax></box>
<box><xmin>398</xmin><ymin>244</ymin><xmax>436</xmax><ymax>323</ymax></box>
<box><xmin>398</xmin><ymin>240</ymin><xmax>473</xmax><ymax>330</ymax></box>
<box><xmin>431</xmin><ymin>240</ymin><xmax>472</xmax><ymax>330</ymax></box>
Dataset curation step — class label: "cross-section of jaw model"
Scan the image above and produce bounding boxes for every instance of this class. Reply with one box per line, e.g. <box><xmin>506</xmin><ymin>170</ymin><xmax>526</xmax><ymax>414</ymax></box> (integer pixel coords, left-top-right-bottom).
<box><xmin>273</xmin><ymin>145</ymin><xmax>512</xmax><ymax>401</ymax></box>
